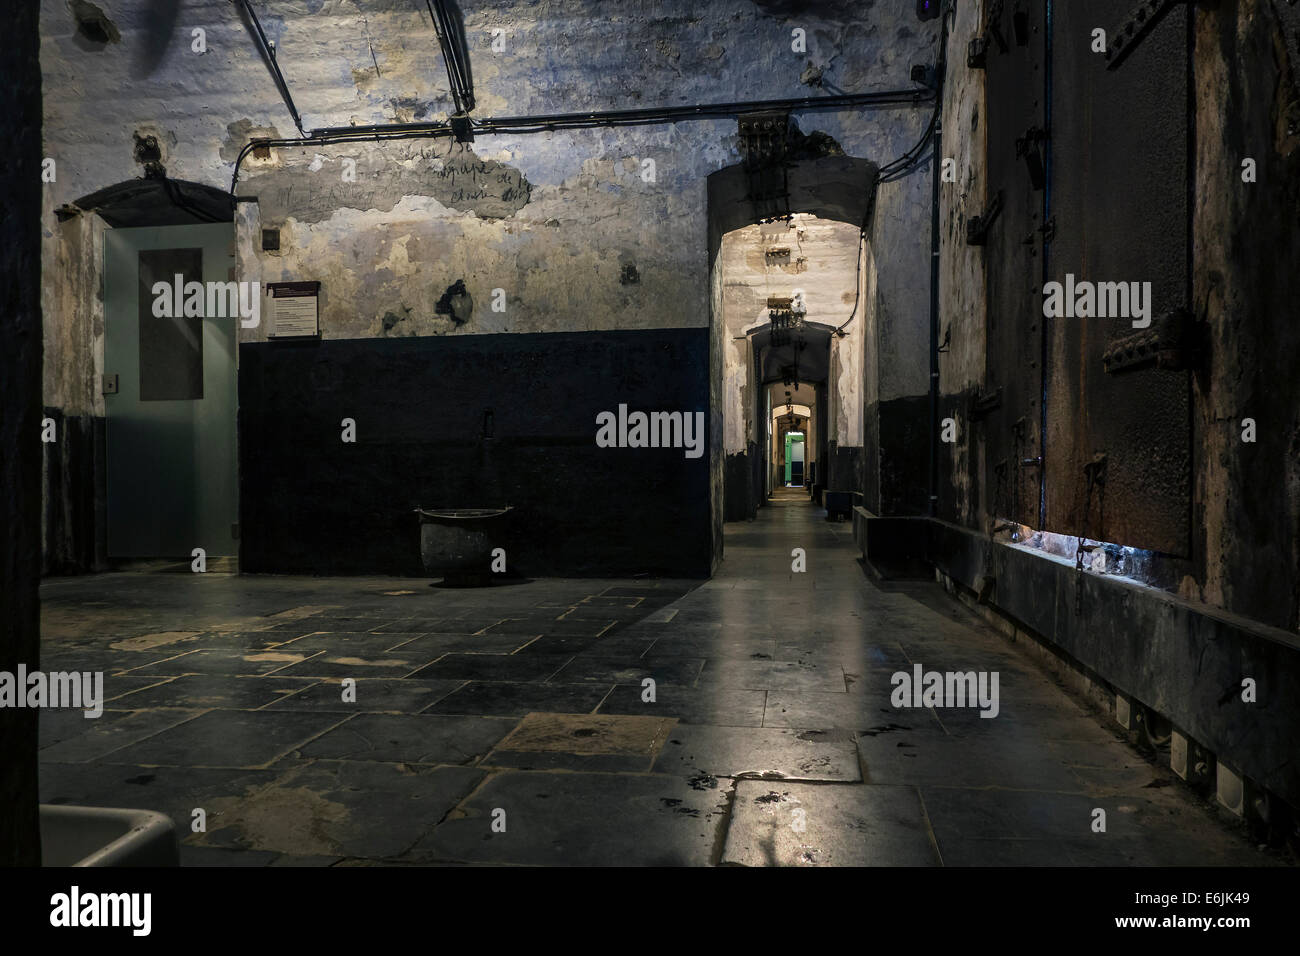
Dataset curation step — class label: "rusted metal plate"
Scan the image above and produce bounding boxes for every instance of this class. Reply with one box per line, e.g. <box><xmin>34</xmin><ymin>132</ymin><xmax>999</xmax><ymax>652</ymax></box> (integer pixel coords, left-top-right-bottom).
<box><xmin>982</xmin><ymin>0</ymin><xmax>1048</xmax><ymax>528</ymax></box>
<box><xmin>1044</xmin><ymin>0</ymin><xmax>1191</xmax><ymax>555</ymax></box>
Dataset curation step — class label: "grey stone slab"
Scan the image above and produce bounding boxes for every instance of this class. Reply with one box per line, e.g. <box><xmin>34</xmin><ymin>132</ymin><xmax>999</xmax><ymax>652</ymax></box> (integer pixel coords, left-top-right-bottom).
<box><xmin>598</xmin><ymin>683</ymin><xmax>768</xmax><ymax>727</ymax></box>
<box><xmin>653</xmin><ymin>725</ymin><xmax>861</xmax><ymax>782</ymax></box>
<box><xmin>511</xmin><ymin>634</ymin><xmax>605</xmax><ymax>654</ymax></box>
<box><xmin>481</xmin><ymin>750</ymin><xmax>656</xmax><ymax>772</ymax></box>
<box><xmin>109</xmin><ymin>674</ymin><xmax>322</xmax><ymax>710</ymax></box>
<box><xmin>185</xmin><ymin>630</ymin><xmax>311</xmax><ymax>650</ymax></box>
<box><xmin>763</xmin><ymin>691</ymin><xmax>890</xmax><ymax>730</ymax></box>
<box><xmin>271</xmin><ymin>632</ymin><xmax>421</xmax><ymax>653</ymax></box>
<box><xmin>99</xmin><ymin>675</ymin><xmax>179</xmax><ymax>703</ymax></box>
<box><xmin>199</xmin><ymin>761</ymin><xmax>485</xmax><ymax>859</ymax></box>
<box><xmin>262</xmin><ymin>677</ymin><xmax>466</xmax><ymax>713</ymax></box>
<box><xmin>104</xmin><ymin>709</ymin><xmax>348</xmax><ymax>769</ymax></box>
<box><xmin>40</xmin><ymin>708</ymin><xmax>205</xmax><ymax>763</ymax></box>
<box><xmin>721</xmin><ymin>782</ymin><xmax>941</xmax><ymax>867</ymax></box>
<box><xmin>856</xmin><ymin>730</ymin><xmax>1085</xmax><ymax>792</ymax></box>
<box><xmin>570</xmin><ymin>635</ymin><xmax>659</xmax><ymax>658</ymax></box>
<box><xmin>698</xmin><ymin>660</ymin><xmax>848</xmax><ymax>694</ymax></box>
<box><xmin>389</xmin><ymin>632</ymin><xmax>540</xmax><ymax>655</ymax></box>
<box><xmin>410</xmin><ymin>653</ymin><xmax>572</xmax><ymax>682</ymax></box>
<box><xmin>299</xmin><ymin>713</ymin><xmax>518</xmax><ymax>764</ymax></box>
<box><xmin>918</xmin><ymin>787</ymin><xmax>1154</xmax><ymax>842</ymax></box>
<box><xmin>40</xmin><ymin>763</ymin><xmax>283</xmax><ymax>837</ymax></box>
<box><xmin>271</xmin><ymin>650</ymin><xmax>437</xmax><ymax>679</ymax></box>
<box><xmin>179</xmin><ymin>845</ymin><xmax>280</xmax><ymax>867</ymax></box>
<box><xmin>425</xmin><ymin>680</ymin><xmax>614</xmax><ymax>718</ymax></box>
<box><xmin>37</xmin><ymin>648</ymin><xmax>176</xmax><ymax>675</ymax></box>
<box><xmin>410</xmin><ymin>771</ymin><xmax>728</xmax><ymax>865</ymax></box>
<box><xmin>123</xmin><ymin>647</ymin><xmax>321</xmax><ymax>676</ymax></box>
<box><xmin>549</xmin><ymin>656</ymin><xmax>706</xmax><ymax>686</ymax></box>
<box><xmin>640</xmin><ymin>637</ymin><xmax>778</xmax><ymax>660</ymax></box>
<box><xmin>484</xmin><ymin>617</ymin><xmax>615</xmax><ymax>636</ymax></box>
<box><xmin>39</xmin><ymin>707</ymin><xmax>131</xmax><ymax>749</ymax></box>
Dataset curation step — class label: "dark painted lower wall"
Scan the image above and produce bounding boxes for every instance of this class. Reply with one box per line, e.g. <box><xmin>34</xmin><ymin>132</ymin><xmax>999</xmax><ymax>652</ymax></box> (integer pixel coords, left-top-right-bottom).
<box><xmin>863</xmin><ymin>400</ymin><xmax>881</xmax><ymax>512</ymax></box>
<box><xmin>42</xmin><ymin>408</ymin><xmax>106</xmax><ymax>575</ymax></box>
<box><xmin>877</xmin><ymin>394</ymin><xmax>930</xmax><ymax>516</ymax></box>
<box><xmin>723</xmin><ymin>443</ymin><xmax>761</xmax><ymax>522</ymax></box>
<box><xmin>825</xmin><ymin>443</ymin><xmax>862</xmax><ymax>496</ymax></box>
<box><xmin>239</xmin><ymin>328</ymin><xmax>712</xmax><ymax>578</ymax></box>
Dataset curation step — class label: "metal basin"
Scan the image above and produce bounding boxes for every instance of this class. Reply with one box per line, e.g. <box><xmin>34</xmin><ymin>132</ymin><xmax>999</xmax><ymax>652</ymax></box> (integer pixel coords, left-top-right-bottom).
<box><xmin>415</xmin><ymin>507</ymin><xmax>513</xmax><ymax>582</ymax></box>
<box><xmin>40</xmin><ymin>804</ymin><xmax>179</xmax><ymax>867</ymax></box>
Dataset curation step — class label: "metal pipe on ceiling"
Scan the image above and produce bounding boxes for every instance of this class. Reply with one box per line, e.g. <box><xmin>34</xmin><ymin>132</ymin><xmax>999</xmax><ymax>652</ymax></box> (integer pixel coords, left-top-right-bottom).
<box><xmin>423</xmin><ymin>0</ymin><xmax>475</xmax><ymax>115</ymax></box>
<box><xmin>231</xmin><ymin>87</ymin><xmax>936</xmax><ymax>193</ymax></box>
<box><xmin>234</xmin><ymin>0</ymin><xmax>305</xmax><ymax>136</ymax></box>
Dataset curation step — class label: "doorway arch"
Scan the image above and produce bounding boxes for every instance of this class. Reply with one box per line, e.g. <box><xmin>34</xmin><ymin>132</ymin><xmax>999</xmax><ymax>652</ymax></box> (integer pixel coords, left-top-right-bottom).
<box><xmin>706</xmin><ymin>155</ymin><xmax>878</xmax><ymax>560</ymax></box>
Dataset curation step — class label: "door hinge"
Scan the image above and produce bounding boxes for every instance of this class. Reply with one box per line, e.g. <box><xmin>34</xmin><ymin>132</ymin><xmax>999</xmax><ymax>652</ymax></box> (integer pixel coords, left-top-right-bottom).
<box><xmin>966</xmin><ymin>189</ymin><xmax>1004</xmax><ymax>245</ymax></box>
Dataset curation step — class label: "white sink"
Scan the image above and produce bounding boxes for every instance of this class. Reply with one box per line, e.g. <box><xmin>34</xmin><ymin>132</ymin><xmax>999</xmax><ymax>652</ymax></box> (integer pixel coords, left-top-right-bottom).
<box><xmin>40</xmin><ymin>804</ymin><xmax>179</xmax><ymax>867</ymax></box>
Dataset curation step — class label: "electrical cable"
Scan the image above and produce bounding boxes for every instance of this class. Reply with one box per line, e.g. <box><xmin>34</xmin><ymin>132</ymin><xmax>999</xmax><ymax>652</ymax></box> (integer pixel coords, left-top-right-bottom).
<box><xmin>230</xmin><ymin>88</ymin><xmax>934</xmax><ymax>194</ymax></box>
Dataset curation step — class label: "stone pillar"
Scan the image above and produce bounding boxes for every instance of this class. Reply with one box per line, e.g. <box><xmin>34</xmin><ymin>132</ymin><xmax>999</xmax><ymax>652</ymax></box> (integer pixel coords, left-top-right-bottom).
<box><xmin>0</xmin><ymin>0</ymin><xmax>44</xmax><ymax>866</ymax></box>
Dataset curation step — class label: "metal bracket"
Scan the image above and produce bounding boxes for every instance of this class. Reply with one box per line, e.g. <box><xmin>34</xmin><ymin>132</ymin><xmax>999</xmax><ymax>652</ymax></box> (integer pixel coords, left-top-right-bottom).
<box><xmin>1102</xmin><ymin>309</ymin><xmax>1199</xmax><ymax>373</ymax></box>
<box><xmin>1084</xmin><ymin>453</ymin><xmax>1108</xmax><ymax>495</ymax></box>
<box><xmin>1105</xmin><ymin>0</ymin><xmax>1189</xmax><ymax>71</ymax></box>
<box><xmin>969</xmin><ymin>386</ymin><xmax>1003</xmax><ymax>421</ymax></box>
<box><xmin>449</xmin><ymin>114</ymin><xmax>474</xmax><ymax>143</ymax></box>
<box><xmin>966</xmin><ymin>189</ymin><xmax>1004</xmax><ymax>245</ymax></box>
<box><xmin>1015</xmin><ymin>126</ymin><xmax>1048</xmax><ymax>190</ymax></box>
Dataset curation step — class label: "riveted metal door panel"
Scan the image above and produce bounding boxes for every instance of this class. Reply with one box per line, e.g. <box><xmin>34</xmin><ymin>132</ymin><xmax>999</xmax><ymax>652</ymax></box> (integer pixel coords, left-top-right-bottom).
<box><xmin>1044</xmin><ymin>0</ymin><xmax>1191</xmax><ymax>555</ymax></box>
<box><xmin>983</xmin><ymin>0</ymin><xmax>1049</xmax><ymax>528</ymax></box>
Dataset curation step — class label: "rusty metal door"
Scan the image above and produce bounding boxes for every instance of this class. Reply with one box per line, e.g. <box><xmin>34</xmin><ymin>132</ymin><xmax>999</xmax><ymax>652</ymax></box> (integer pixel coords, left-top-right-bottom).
<box><xmin>981</xmin><ymin>0</ymin><xmax>1049</xmax><ymax>528</ymax></box>
<box><xmin>1044</xmin><ymin>0</ymin><xmax>1192</xmax><ymax>555</ymax></box>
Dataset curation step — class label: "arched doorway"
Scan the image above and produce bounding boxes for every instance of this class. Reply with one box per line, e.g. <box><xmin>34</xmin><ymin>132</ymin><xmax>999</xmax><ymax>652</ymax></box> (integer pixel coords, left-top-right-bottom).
<box><xmin>49</xmin><ymin>177</ymin><xmax>239</xmax><ymax>568</ymax></box>
<box><xmin>706</xmin><ymin>155</ymin><xmax>876</xmax><ymax>557</ymax></box>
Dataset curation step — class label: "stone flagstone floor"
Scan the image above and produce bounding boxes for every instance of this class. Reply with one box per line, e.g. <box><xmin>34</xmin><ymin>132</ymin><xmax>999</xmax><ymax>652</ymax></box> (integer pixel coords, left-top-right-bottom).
<box><xmin>35</xmin><ymin>495</ymin><xmax>1286</xmax><ymax>866</ymax></box>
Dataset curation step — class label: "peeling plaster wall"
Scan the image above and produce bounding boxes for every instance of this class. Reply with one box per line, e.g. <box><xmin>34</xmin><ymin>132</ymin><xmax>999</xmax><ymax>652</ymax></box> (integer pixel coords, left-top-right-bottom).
<box><xmin>39</xmin><ymin>0</ymin><xmax>939</xmax><ymax>570</ymax></box>
<box><xmin>863</xmin><ymin>119</ymin><xmax>934</xmax><ymax>516</ymax></box>
<box><xmin>1191</xmin><ymin>0</ymin><xmax>1300</xmax><ymax>631</ymax></box>
<box><xmin>935</xmin><ymin>0</ymin><xmax>987</xmax><ymax>530</ymax></box>
<box><xmin>39</xmin><ymin>0</ymin><xmax>934</xmax><ymax>345</ymax></box>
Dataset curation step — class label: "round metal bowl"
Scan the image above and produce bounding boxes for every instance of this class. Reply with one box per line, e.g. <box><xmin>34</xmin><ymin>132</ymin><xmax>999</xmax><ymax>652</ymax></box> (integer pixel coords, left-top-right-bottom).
<box><xmin>415</xmin><ymin>506</ymin><xmax>514</xmax><ymax>581</ymax></box>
